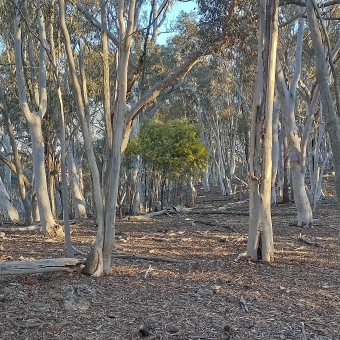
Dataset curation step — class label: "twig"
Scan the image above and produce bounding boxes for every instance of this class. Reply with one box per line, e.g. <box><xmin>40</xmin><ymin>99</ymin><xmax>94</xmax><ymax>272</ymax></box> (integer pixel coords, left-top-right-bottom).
<box><xmin>298</xmin><ymin>234</ymin><xmax>321</xmax><ymax>247</ymax></box>
<box><xmin>144</xmin><ymin>264</ymin><xmax>152</xmax><ymax>278</ymax></box>
<box><xmin>239</xmin><ymin>295</ymin><xmax>249</xmax><ymax>313</ymax></box>
<box><xmin>112</xmin><ymin>254</ymin><xmax>183</xmax><ymax>263</ymax></box>
<box><xmin>71</xmin><ymin>246</ymin><xmax>87</xmax><ymax>256</ymax></box>
<box><xmin>301</xmin><ymin>322</ymin><xmax>308</xmax><ymax>340</ymax></box>
<box><xmin>194</xmin><ymin>219</ymin><xmax>217</xmax><ymax>226</ymax></box>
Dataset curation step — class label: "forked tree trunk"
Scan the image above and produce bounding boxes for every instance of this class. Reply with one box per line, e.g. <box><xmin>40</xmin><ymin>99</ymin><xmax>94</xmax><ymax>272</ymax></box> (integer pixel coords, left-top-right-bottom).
<box><xmin>13</xmin><ymin>1</ymin><xmax>57</xmax><ymax>236</ymax></box>
<box><xmin>59</xmin><ymin>0</ymin><xmax>105</xmax><ymax>275</ymax></box>
<box><xmin>275</xmin><ymin>9</ymin><xmax>313</xmax><ymax>226</ymax></box>
<box><xmin>247</xmin><ymin>0</ymin><xmax>278</xmax><ymax>262</ymax></box>
<box><xmin>306</xmin><ymin>0</ymin><xmax>340</xmax><ymax>239</ymax></box>
<box><xmin>100</xmin><ymin>0</ymin><xmax>136</xmax><ymax>274</ymax></box>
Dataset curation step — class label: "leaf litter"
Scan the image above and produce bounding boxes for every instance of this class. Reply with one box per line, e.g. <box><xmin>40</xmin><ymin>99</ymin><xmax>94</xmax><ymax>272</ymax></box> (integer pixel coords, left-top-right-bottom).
<box><xmin>0</xmin><ymin>186</ymin><xmax>339</xmax><ymax>339</ymax></box>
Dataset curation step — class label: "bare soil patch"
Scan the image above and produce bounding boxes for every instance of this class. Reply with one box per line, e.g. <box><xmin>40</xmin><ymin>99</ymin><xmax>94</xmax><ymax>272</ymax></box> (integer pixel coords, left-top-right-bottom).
<box><xmin>0</xmin><ymin>186</ymin><xmax>339</xmax><ymax>339</ymax></box>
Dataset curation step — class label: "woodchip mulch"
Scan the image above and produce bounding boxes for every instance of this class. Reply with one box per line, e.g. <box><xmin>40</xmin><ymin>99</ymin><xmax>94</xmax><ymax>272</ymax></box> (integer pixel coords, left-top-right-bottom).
<box><xmin>0</xmin><ymin>188</ymin><xmax>339</xmax><ymax>340</ymax></box>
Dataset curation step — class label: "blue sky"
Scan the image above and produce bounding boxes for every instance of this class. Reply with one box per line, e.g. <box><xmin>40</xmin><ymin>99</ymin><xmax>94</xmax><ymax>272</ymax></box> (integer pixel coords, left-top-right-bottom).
<box><xmin>157</xmin><ymin>1</ymin><xmax>197</xmax><ymax>45</ymax></box>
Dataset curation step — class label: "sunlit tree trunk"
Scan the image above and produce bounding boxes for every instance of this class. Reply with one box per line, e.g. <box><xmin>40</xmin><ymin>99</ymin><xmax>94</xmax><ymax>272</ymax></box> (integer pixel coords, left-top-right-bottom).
<box><xmin>247</xmin><ymin>0</ymin><xmax>278</xmax><ymax>262</ymax></box>
<box><xmin>59</xmin><ymin>0</ymin><xmax>105</xmax><ymax>274</ymax></box>
<box><xmin>101</xmin><ymin>0</ymin><xmax>136</xmax><ymax>273</ymax></box>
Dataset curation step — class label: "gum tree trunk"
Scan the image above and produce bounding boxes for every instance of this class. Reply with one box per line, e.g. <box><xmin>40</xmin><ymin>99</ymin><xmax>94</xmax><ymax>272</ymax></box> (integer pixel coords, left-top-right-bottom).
<box><xmin>0</xmin><ymin>176</ymin><xmax>19</xmax><ymax>222</ymax></box>
<box><xmin>13</xmin><ymin>2</ymin><xmax>57</xmax><ymax>235</ymax></box>
<box><xmin>65</xmin><ymin>145</ymin><xmax>87</xmax><ymax>219</ymax></box>
<box><xmin>247</xmin><ymin>0</ymin><xmax>278</xmax><ymax>262</ymax></box>
<box><xmin>0</xmin><ymin>90</ymin><xmax>33</xmax><ymax>225</ymax></box>
<box><xmin>275</xmin><ymin>9</ymin><xmax>313</xmax><ymax>226</ymax></box>
<box><xmin>306</xmin><ymin>0</ymin><xmax>340</xmax><ymax>239</ymax></box>
<box><xmin>271</xmin><ymin>103</ymin><xmax>280</xmax><ymax>204</ymax></box>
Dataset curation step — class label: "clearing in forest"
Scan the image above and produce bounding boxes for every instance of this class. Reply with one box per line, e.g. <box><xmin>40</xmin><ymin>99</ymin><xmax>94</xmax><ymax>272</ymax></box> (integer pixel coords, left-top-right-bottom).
<box><xmin>0</xmin><ymin>187</ymin><xmax>339</xmax><ymax>340</ymax></box>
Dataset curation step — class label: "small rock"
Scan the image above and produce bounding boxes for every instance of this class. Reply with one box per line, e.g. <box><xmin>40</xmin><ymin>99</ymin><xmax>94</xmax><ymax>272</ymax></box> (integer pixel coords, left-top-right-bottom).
<box><xmin>255</xmin><ymin>320</ymin><xmax>268</xmax><ymax>328</ymax></box>
<box><xmin>64</xmin><ymin>295</ymin><xmax>90</xmax><ymax>311</ymax></box>
<box><xmin>223</xmin><ymin>324</ymin><xmax>233</xmax><ymax>339</ymax></box>
<box><xmin>75</xmin><ymin>284</ymin><xmax>96</xmax><ymax>295</ymax></box>
<box><xmin>223</xmin><ymin>325</ymin><xmax>232</xmax><ymax>333</ymax></box>
<box><xmin>61</xmin><ymin>285</ymin><xmax>74</xmax><ymax>297</ymax></box>
<box><xmin>33</xmin><ymin>302</ymin><xmax>51</xmax><ymax>312</ymax></box>
<box><xmin>51</xmin><ymin>293</ymin><xmax>64</xmax><ymax>301</ymax></box>
<box><xmin>196</xmin><ymin>288</ymin><xmax>214</xmax><ymax>296</ymax></box>
<box><xmin>189</xmin><ymin>316</ymin><xmax>199</xmax><ymax>324</ymax></box>
<box><xmin>215</xmin><ymin>277</ymin><xmax>225</xmax><ymax>285</ymax></box>
<box><xmin>166</xmin><ymin>324</ymin><xmax>179</xmax><ymax>334</ymax></box>
<box><xmin>139</xmin><ymin>324</ymin><xmax>151</xmax><ymax>337</ymax></box>
<box><xmin>0</xmin><ymin>287</ymin><xmax>26</xmax><ymax>301</ymax></box>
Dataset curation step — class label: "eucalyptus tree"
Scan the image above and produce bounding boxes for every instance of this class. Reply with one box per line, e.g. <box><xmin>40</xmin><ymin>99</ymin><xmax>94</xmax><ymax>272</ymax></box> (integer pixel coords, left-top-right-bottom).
<box><xmin>306</xmin><ymin>0</ymin><xmax>340</xmax><ymax>238</ymax></box>
<box><xmin>275</xmin><ymin>6</ymin><xmax>314</xmax><ymax>226</ymax></box>
<box><xmin>12</xmin><ymin>0</ymin><xmax>60</xmax><ymax>236</ymax></box>
<box><xmin>58</xmin><ymin>0</ymin><xmax>238</xmax><ymax>276</ymax></box>
<box><xmin>0</xmin><ymin>89</ymin><xmax>33</xmax><ymax>225</ymax></box>
<box><xmin>247</xmin><ymin>0</ymin><xmax>278</xmax><ymax>262</ymax></box>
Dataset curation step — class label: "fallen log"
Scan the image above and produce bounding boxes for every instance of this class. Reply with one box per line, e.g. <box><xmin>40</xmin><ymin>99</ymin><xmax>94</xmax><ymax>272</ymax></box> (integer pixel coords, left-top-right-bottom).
<box><xmin>0</xmin><ymin>225</ymin><xmax>40</xmax><ymax>232</ymax></box>
<box><xmin>112</xmin><ymin>254</ymin><xmax>183</xmax><ymax>263</ymax></box>
<box><xmin>0</xmin><ymin>258</ymin><xmax>82</xmax><ymax>275</ymax></box>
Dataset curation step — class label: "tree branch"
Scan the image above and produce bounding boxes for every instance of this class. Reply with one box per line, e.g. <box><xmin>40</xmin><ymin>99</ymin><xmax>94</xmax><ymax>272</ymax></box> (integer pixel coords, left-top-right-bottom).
<box><xmin>279</xmin><ymin>0</ymin><xmax>340</xmax><ymax>7</ymax></box>
<box><xmin>75</xmin><ymin>2</ymin><xmax>138</xmax><ymax>72</ymax></box>
<box><xmin>0</xmin><ymin>154</ymin><xmax>33</xmax><ymax>194</ymax></box>
<box><xmin>145</xmin><ymin>78</ymin><xmax>184</xmax><ymax>119</ymax></box>
<box><xmin>311</xmin><ymin>0</ymin><xmax>340</xmax><ymax>117</ymax></box>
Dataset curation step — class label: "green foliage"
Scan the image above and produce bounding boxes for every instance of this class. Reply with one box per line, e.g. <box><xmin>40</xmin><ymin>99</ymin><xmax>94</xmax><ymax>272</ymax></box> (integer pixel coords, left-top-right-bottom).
<box><xmin>125</xmin><ymin>119</ymin><xmax>208</xmax><ymax>182</ymax></box>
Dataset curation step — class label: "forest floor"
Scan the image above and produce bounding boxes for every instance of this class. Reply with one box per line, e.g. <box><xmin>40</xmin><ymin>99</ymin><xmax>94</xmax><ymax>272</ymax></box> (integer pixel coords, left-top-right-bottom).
<box><xmin>0</xmin><ymin>186</ymin><xmax>339</xmax><ymax>340</ymax></box>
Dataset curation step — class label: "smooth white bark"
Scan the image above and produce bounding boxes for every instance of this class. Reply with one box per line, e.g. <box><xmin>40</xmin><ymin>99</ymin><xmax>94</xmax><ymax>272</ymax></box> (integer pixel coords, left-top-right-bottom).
<box><xmin>247</xmin><ymin>0</ymin><xmax>278</xmax><ymax>262</ymax></box>
<box><xmin>271</xmin><ymin>103</ymin><xmax>280</xmax><ymax>204</ymax></box>
<box><xmin>59</xmin><ymin>0</ymin><xmax>104</xmax><ymax>275</ymax></box>
<box><xmin>0</xmin><ymin>176</ymin><xmax>19</xmax><ymax>222</ymax></box>
<box><xmin>13</xmin><ymin>1</ymin><xmax>56</xmax><ymax>235</ymax></box>
<box><xmin>65</xmin><ymin>144</ymin><xmax>87</xmax><ymax>219</ymax></box>
<box><xmin>275</xmin><ymin>10</ymin><xmax>313</xmax><ymax>226</ymax></box>
<box><xmin>306</xmin><ymin>0</ymin><xmax>340</xmax><ymax>239</ymax></box>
